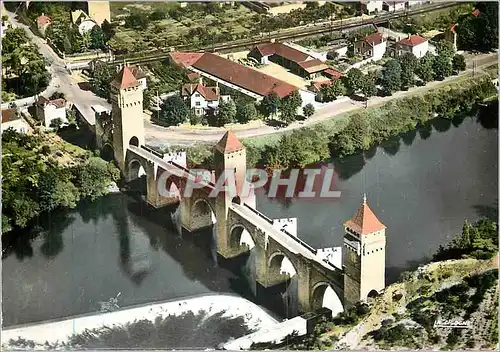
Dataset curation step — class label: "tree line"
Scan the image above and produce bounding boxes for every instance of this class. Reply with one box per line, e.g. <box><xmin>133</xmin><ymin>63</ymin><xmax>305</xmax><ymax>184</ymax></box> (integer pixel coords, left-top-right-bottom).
<box><xmin>2</xmin><ymin>130</ymin><xmax>120</xmax><ymax>233</ymax></box>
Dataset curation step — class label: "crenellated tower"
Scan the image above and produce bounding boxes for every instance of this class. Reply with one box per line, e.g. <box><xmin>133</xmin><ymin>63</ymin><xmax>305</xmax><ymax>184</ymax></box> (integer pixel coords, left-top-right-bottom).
<box><xmin>109</xmin><ymin>65</ymin><xmax>145</xmax><ymax>173</ymax></box>
<box><xmin>343</xmin><ymin>194</ymin><xmax>386</xmax><ymax>307</ymax></box>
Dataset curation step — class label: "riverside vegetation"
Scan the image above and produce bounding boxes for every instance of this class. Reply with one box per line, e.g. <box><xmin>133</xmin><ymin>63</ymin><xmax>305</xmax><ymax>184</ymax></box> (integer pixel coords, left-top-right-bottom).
<box><xmin>178</xmin><ymin>77</ymin><xmax>498</xmax><ymax>171</ymax></box>
<box><xmin>1</xmin><ymin>129</ymin><xmax>120</xmax><ymax>234</ymax></box>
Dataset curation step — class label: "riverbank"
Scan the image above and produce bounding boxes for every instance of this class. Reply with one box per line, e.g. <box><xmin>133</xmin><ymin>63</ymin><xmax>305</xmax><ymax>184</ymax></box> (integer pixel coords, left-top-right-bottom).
<box><xmin>179</xmin><ymin>75</ymin><xmax>498</xmax><ymax>169</ymax></box>
<box><xmin>1</xmin><ymin>294</ymin><xmax>278</xmax><ymax>350</ymax></box>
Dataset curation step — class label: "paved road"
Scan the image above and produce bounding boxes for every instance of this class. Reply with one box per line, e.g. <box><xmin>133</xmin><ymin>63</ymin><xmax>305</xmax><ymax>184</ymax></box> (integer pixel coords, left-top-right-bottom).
<box><xmin>145</xmin><ymin>52</ymin><xmax>498</xmax><ymax>147</ymax></box>
<box><xmin>4</xmin><ymin>9</ymin><xmax>110</xmax><ymax>122</ymax></box>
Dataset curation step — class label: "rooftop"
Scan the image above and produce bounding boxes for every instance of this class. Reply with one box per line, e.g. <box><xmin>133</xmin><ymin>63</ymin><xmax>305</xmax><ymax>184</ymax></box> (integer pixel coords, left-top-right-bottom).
<box><xmin>111</xmin><ymin>66</ymin><xmax>140</xmax><ymax>89</ymax></box>
<box><xmin>215</xmin><ymin>131</ymin><xmax>245</xmax><ymax>153</ymax></box>
<box><xmin>37</xmin><ymin>96</ymin><xmax>66</xmax><ymax>109</ymax></box>
<box><xmin>1</xmin><ymin>108</ymin><xmax>21</xmax><ymax>124</ymax></box>
<box><xmin>362</xmin><ymin>32</ymin><xmax>385</xmax><ymax>46</ymax></box>
<box><xmin>397</xmin><ymin>34</ymin><xmax>428</xmax><ymax>47</ymax></box>
<box><xmin>344</xmin><ymin>195</ymin><xmax>386</xmax><ymax>235</ymax></box>
<box><xmin>36</xmin><ymin>14</ymin><xmax>51</xmax><ymax>26</ymax></box>
<box><xmin>255</xmin><ymin>42</ymin><xmax>311</xmax><ymax>64</ymax></box>
<box><xmin>181</xmin><ymin>83</ymin><xmax>219</xmax><ymax>101</ymax></box>
<box><xmin>190</xmin><ymin>52</ymin><xmax>299</xmax><ymax>98</ymax></box>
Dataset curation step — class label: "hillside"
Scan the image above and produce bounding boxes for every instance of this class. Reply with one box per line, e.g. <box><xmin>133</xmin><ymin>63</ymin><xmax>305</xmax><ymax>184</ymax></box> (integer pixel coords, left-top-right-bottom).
<box><xmin>325</xmin><ymin>255</ymin><xmax>498</xmax><ymax>350</ymax></box>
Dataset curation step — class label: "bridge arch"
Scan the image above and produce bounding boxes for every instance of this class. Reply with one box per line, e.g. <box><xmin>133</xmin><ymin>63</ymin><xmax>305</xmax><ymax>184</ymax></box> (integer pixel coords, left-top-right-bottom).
<box><xmin>127</xmin><ymin>158</ymin><xmax>147</xmax><ymax>181</ymax></box>
<box><xmin>191</xmin><ymin>198</ymin><xmax>216</xmax><ymax>229</ymax></box>
<box><xmin>367</xmin><ymin>289</ymin><xmax>379</xmax><ymax>300</ymax></box>
<box><xmin>311</xmin><ymin>281</ymin><xmax>344</xmax><ymax>317</ymax></box>
<box><xmin>230</xmin><ymin>224</ymin><xmax>256</xmax><ymax>251</ymax></box>
<box><xmin>129</xmin><ymin>136</ymin><xmax>139</xmax><ymax>147</ymax></box>
<box><xmin>268</xmin><ymin>251</ymin><xmax>297</xmax><ymax>279</ymax></box>
<box><xmin>101</xmin><ymin>143</ymin><xmax>114</xmax><ymax>161</ymax></box>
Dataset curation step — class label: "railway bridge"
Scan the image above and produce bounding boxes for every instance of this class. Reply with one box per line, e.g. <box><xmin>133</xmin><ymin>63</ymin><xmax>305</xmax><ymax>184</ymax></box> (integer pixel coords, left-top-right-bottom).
<box><xmin>94</xmin><ymin>66</ymin><xmax>388</xmax><ymax>315</ymax></box>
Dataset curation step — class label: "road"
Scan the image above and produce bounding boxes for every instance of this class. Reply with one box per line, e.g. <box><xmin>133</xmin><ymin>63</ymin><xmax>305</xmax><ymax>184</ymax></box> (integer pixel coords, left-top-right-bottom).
<box><xmin>4</xmin><ymin>9</ymin><xmax>110</xmax><ymax>122</ymax></box>
<box><xmin>144</xmin><ymin>52</ymin><xmax>498</xmax><ymax>148</ymax></box>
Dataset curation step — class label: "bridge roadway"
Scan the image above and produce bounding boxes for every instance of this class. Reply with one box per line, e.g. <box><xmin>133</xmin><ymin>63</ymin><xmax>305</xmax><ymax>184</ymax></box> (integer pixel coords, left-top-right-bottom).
<box><xmin>127</xmin><ymin>145</ymin><xmax>338</xmax><ymax>274</ymax></box>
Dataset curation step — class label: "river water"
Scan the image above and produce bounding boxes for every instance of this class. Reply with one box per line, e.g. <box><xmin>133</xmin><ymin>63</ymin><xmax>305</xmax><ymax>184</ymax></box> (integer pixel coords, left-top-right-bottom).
<box><xmin>2</xmin><ymin>113</ymin><xmax>497</xmax><ymax>327</ymax></box>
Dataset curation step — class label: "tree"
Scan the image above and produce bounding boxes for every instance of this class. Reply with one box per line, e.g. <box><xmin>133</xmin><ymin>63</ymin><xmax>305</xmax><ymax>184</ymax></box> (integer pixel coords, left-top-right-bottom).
<box><xmin>260</xmin><ymin>92</ymin><xmax>281</xmax><ymax>118</ymax></box>
<box><xmin>101</xmin><ymin>19</ymin><xmax>114</xmax><ymax>42</ymax></box>
<box><xmin>381</xmin><ymin>59</ymin><xmax>402</xmax><ymax>95</ymax></box>
<box><xmin>2</xmin><ymin>27</ymin><xmax>29</xmax><ymax>53</ymax></box>
<box><xmin>158</xmin><ymin>95</ymin><xmax>190</xmax><ymax>126</ymax></box>
<box><xmin>416</xmin><ymin>52</ymin><xmax>435</xmax><ymax>84</ymax></box>
<box><xmin>49</xmin><ymin>118</ymin><xmax>64</xmax><ymax>130</ymax></box>
<box><xmin>149</xmin><ymin>9</ymin><xmax>167</xmax><ymax>21</ymax></box>
<box><xmin>476</xmin><ymin>2</ymin><xmax>498</xmax><ymax>51</ymax></box>
<box><xmin>436</xmin><ymin>40</ymin><xmax>455</xmax><ymax>61</ymax></box>
<box><xmin>452</xmin><ymin>54</ymin><xmax>466</xmax><ymax>73</ymax></box>
<box><xmin>361</xmin><ymin>72</ymin><xmax>377</xmax><ymax>98</ymax></box>
<box><xmin>125</xmin><ymin>11</ymin><xmax>149</xmax><ymax>30</ymax></box>
<box><xmin>303</xmin><ymin>103</ymin><xmax>315</xmax><ymax>118</ymax></box>
<box><xmin>400</xmin><ymin>53</ymin><xmax>418</xmax><ymax>89</ymax></box>
<box><xmin>345</xmin><ymin>68</ymin><xmax>364</xmax><ymax>94</ymax></box>
<box><xmin>216</xmin><ymin>100</ymin><xmax>237</xmax><ymax>126</ymax></box>
<box><xmin>433</xmin><ymin>54</ymin><xmax>452</xmax><ymax>80</ymax></box>
<box><xmin>89</xmin><ymin>25</ymin><xmax>105</xmax><ymax>50</ymax></box>
<box><xmin>235</xmin><ymin>102</ymin><xmax>258</xmax><ymax>123</ymax></box>
<box><xmin>279</xmin><ymin>91</ymin><xmax>302</xmax><ymax>124</ymax></box>
<box><xmin>330</xmin><ymin>79</ymin><xmax>347</xmax><ymax>99</ymax></box>
<box><xmin>89</xmin><ymin>62</ymin><xmax>116</xmax><ymax>99</ymax></box>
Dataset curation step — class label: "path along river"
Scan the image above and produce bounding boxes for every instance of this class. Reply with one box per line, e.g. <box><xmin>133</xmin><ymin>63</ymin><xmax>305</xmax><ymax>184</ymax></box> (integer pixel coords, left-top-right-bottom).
<box><xmin>2</xmin><ymin>110</ymin><xmax>497</xmax><ymax>327</ymax></box>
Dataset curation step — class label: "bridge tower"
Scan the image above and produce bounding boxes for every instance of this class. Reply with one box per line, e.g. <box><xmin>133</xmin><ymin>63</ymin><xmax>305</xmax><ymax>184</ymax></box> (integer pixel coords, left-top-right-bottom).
<box><xmin>110</xmin><ymin>65</ymin><xmax>145</xmax><ymax>174</ymax></box>
<box><xmin>342</xmin><ymin>194</ymin><xmax>386</xmax><ymax>308</ymax></box>
<box><xmin>214</xmin><ymin>131</ymin><xmax>247</xmax><ymax>258</ymax></box>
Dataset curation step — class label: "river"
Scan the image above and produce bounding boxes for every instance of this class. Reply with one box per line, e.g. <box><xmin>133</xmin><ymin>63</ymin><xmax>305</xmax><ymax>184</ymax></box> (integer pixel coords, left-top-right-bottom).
<box><xmin>2</xmin><ymin>112</ymin><xmax>497</xmax><ymax>328</ymax></box>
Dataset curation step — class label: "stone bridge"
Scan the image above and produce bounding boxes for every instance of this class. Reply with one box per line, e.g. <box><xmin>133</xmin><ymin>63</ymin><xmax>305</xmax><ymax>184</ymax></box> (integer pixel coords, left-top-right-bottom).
<box><xmin>124</xmin><ymin>144</ymin><xmax>344</xmax><ymax>313</ymax></box>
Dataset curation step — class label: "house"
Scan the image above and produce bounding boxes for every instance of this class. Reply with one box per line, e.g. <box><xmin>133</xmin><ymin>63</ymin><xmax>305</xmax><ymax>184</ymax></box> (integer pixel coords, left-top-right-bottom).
<box><xmin>354</xmin><ymin>32</ymin><xmax>387</xmax><ymax>60</ymax></box>
<box><xmin>181</xmin><ymin>83</ymin><xmax>230</xmax><ymax>116</ymax></box>
<box><xmin>309</xmin><ymin>69</ymin><xmax>344</xmax><ymax>101</ymax></box>
<box><xmin>445</xmin><ymin>24</ymin><xmax>457</xmax><ymax>51</ymax></box>
<box><xmin>328</xmin><ymin>41</ymin><xmax>349</xmax><ymax>59</ymax></box>
<box><xmin>36</xmin><ymin>13</ymin><xmax>51</xmax><ymax>35</ymax></box>
<box><xmin>128</xmin><ymin>65</ymin><xmax>147</xmax><ymax>90</ymax></box>
<box><xmin>1</xmin><ymin>108</ymin><xmax>29</xmax><ymax>134</ymax></box>
<box><xmin>383</xmin><ymin>1</ymin><xmax>407</xmax><ymax>12</ymax></box>
<box><xmin>248</xmin><ymin>42</ymin><xmax>329</xmax><ymax>79</ymax></box>
<box><xmin>71</xmin><ymin>9</ymin><xmax>97</xmax><ymax>35</ymax></box>
<box><xmin>363</xmin><ymin>1</ymin><xmax>383</xmax><ymax>14</ymax></box>
<box><xmin>394</xmin><ymin>34</ymin><xmax>428</xmax><ymax>58</ymax></box>
<box><xmin>36</xmin><ymin>96</ymin><xmax>67</xmax><ymax>128</ymax></box>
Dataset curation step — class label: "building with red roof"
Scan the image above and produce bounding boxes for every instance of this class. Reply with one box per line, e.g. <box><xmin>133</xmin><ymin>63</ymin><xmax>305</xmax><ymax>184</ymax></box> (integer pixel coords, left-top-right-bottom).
<box><xmin>248</xmin><ymin>42</ymin><xmax>329</xmax><ymax>79</ymax></box>
<box><xmin>36</xmin><ymin>13</ymin><xmax>51</xmax><ymax>35</ymax></box>
<box><xmin>1</xmin><ymin>108</ymin><xmax>29</xmax><ymax>134</ymax></box>
<box><xmin>181</xmin><ymin>82</ymin><xmax>231</xmax><ymax>117</ymax></box>
<box><xmin>343</xmin><ymin>194</ymin><xmax>387</xmax><ymax>304</ymax></box>
<box><xmin>395</xmin><ymin>34</ymin><xmax>429</xmax><ymax>58</ymax></box>
<box><xmin>354</xmin><ymin>32</ymin><xmax>387</xmax><ymax>60</ymax></box>
<box><xmin>445</xmin><ymin>24</ymin><xmax>458</xmax><ymax>51</ymax></box>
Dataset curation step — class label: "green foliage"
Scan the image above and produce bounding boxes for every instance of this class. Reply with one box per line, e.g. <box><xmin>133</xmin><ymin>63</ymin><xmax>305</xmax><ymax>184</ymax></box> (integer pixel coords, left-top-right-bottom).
<box><xmin>361</xmin><ymin>72</ymin><xmax>378</xmax><ymax>98</ymax></box>
<box><xmin>457</xmin><ymin>3</ymin><xmax>499</xmax><ymax>52</ymax></box>
<box><xmin>260</xmin><ymin>92</ymin><xmax>280</xmax><ymax>118</ymax></box>
<box><xmin>125</xmin><ymin>10</ymin><xmax>149</xmax><ymax>30</ymax></box>
<box><xmin>436</xmin><ymin>40</ymin><xmax>456</xmax><ymax>61</ymax></box>
<box><xmin>345</xmin><ymin>68</ymin><xmax>364</xmax><ymax>94</ymax></box>
<box><xmin>279</xmin><ymin>90</ymin><xmax>302</xmax><ymax>124</ymax></box>
<box><xmin>434</xmin><ymin>218</ymin><xmax>498</xmax><ymax>261</ymax></box>
<box><xmin>303</xmin><ymin>103</ymin><xmax>315</xmax><ymax>118</ymax></box>
<box><xmin>372</xmin><ymin>324</ymin><xmax>418</xmax><ymax>346</ymax></box>
<box><xmin>2</xmin><ymin>131</ymin><xmax>119</xmax><ymax>233</ymax></box>
<box><xmin>433</xmin><ymin>54</ymin><xmax>453</xmax><ymax>80</ymax></box>
<box><xmin>49</xmin><ymin>118</ymin><xmax>64</xmax><ymax>130</ymax></box>
<box><xmin>235</xmin><ymin>101</ymin><xmax>258</xmax><ymax>123</ymax></box>
<box><xmin>216</xmin><ymin>100</ymin><xmax>237</xmax><ymax>126</ymax></box>
<box><xmin>89</xmin><ymin>62</ymin><xmax>116</xmax><ymax>99</ymax></box>
<box><xmin>452</xmin><ymin>54</ymin><xmax>467</xmax><ymax>73</ymax></box>
<box><xmin>157</xmin><ymin>95</ymin><xmax>191</xmax><ymax>127</ymax></box>
<box><xmin>2</xmin><ymin>27</ymin><xmax>49</xmax><ymax>97</ymax></box>
<box><xmin>400</xmin><ymin>53</ymin><xmax>418</xmax><ymax>89</ymax></box>
<box><xmin>416</xmin><ymin>52</ymin><xmax>435</xmax><ymax>84</ymax></box>
<box><xmin>381</xmin><ymin>59</ymin><xmax>402</xmax><ymax>95</ymax></box>
<box><xmin>320</xmin><ymin>79</ymin><xmax>347</xmax><ymax>102</ymax></box>
<box><xmin>89</xmin><ymin>26</ymin><xmax>106</xmax><ymax>50</ymax></box>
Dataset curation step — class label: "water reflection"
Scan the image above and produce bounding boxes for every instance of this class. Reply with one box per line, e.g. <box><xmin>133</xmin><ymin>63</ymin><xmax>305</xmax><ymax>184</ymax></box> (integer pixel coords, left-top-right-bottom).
<box><xmin>380</xmin><ymin>136</ymin><xmax>401</xmax><ymax>156</ymax></box>
<box><xmin>333</xmin><ymin>153</ymin><xmax>365</xmax><ymax>180</ymax></box>
<box><xmin>477</xmin><ymin>100</ymin><xmax>499</xmax><ymax>129</ymax></box>
<box><xmin>432</xmin><ymin>118</ymin><xmax>452</xmax><ymax>133</ymax></box>
<box><xmin>401</xmin><ymin>129</ymin><xmax>417</xmax><ymax>146</ymax></box>
<box><xmin>417</xmin><ymin>123</ymin><xmax>433</xmax><ymax>140</ymax></box>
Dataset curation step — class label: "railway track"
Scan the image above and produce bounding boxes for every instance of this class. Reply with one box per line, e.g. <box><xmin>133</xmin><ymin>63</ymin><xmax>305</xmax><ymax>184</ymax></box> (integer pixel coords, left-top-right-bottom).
<box><xmin>109</xmin><ymin>2</ymin><xmax>458</xmax><ymax>66</ymax></box>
